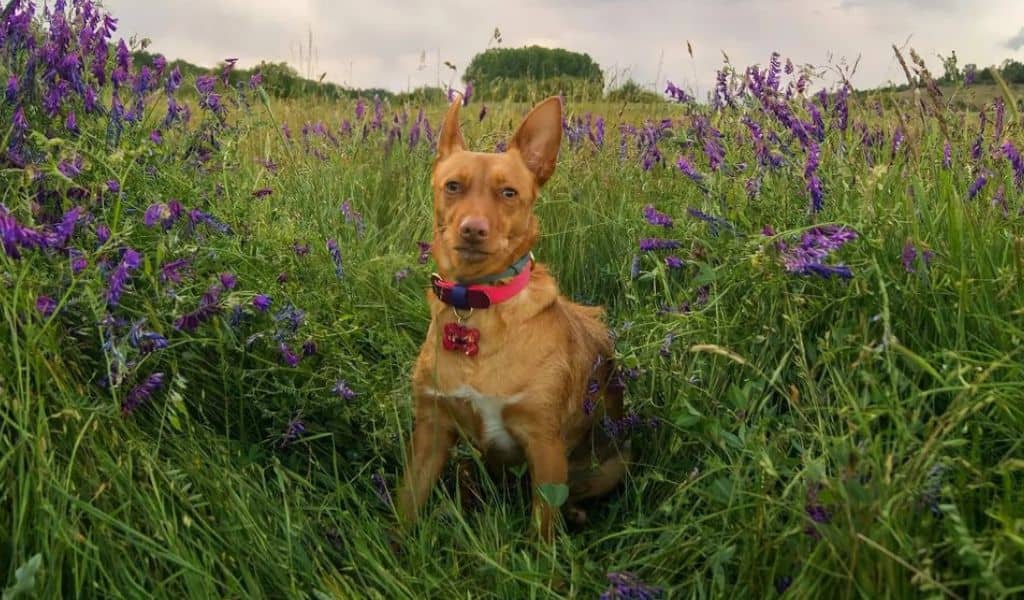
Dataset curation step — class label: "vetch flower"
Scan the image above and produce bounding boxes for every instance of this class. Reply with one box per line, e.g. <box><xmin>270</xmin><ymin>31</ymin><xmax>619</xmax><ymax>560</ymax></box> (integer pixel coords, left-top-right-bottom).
<box><xmin>253</xmin><ymin>294</ymin><xmax>272</xmax><ymax>312</ymax></box>
<box><xmin>106</xmin><ymin>248</ymin><xmax>141</xmax><ymax>306</ymax></box>
<box><xmin>333</xmin><ymin>379</ymin><xmax>358</xmax><ymax>400</ymax></box>
<box><xmin>902</xmin><ymin>242</ymin><xmax>935</xmax><ymax>273</ymax></box>
<box><xmin>122</xmin><ymin>373</ymin><xmax>165</xmax><ymax>415</ymax></box>
<box><xmin>36</xmin><ymin>295</ymin><xmax>56</xmax><ymax>316</ymax></box>
<box><xmin>278</xmin><ymin>343</ymin><xmax>299</xmax><ymax>367</ymax></box>
<box><xmin>600</xmin><ymin>572</ymin><xmax>663</xmax><ymax>600</ymax></box>
<box><xmin>159</xmin><ymin>258</ymin><xmax>190</xmax><ymax>284</ymax></box>
<box><xmin>327</xmin><ymin>239</ymin><xmax>344</xmax><ymax>279</ymax></box>
<box><xmin>639</xmin><ymin>238</ymin><xmax>681</xmax><ymax>252</ymax></box>
<box><xmin>1002</xmin><ymin>140</ymin><xmax>1023</xmax><ymax>189</ymax></box>
<box><xmin>968</xmin><ymin>173</ymin><xmax>987</xmax><ymax>200</ymax></box>
<box><xmin>642</xmin><ymin>204</ymin><xmax>673</xmax><ymax>228</ymax></box>
<box><xmin>417</xmin><ymin>241</ymin><xmax>431</xmax><ymax>264</ymax></box>
<box><xmin>128</xmin><ymin>320</ymin><xmax>169</xmax><ymax>354</ymax></box>
<box><xmin>675</xmin><ymin>155</ymin><xmax>703</xmax><ymax>183</ymax></box>
<box><xmin>280</xmin><ymin>415</ymin><xmax>306</xmax><ymax>448</ymax></box>
<box><xmin>219</xmin><ymin>272</ymin><xmax>237</xmax><ymax>290</ymax></box>
<box><xmin>665</xmin><ymin>255</ymin><xmax>684</xmax><ymax>269</ymax></box>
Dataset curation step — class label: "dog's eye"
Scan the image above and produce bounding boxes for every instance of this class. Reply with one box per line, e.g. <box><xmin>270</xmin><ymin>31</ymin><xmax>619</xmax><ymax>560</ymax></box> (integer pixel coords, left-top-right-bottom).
<box><xmin>444</xmin><ymin>181</ymin><xmax>462</xmax><ymax>194</ymax></box>
<box><xmin>500</xmin><ymin>187</ymin><xmax>517</xmax><ymax>199</ymax></box>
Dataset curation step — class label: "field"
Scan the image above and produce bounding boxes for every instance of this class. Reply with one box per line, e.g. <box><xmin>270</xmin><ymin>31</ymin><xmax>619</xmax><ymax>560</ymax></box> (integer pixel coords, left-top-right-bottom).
<box><xmin>3</xmin><ymin>3</ymin><xmax>1024</xmax><ymax>599</ymax></box>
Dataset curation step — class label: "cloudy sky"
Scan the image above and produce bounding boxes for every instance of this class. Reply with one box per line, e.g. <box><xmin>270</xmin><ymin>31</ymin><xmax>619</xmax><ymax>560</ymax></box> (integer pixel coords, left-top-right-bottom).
<box><xmin>104</xmin><ymin>0</ymin><xmax>1024</xmax><ymax>96</ymax></box>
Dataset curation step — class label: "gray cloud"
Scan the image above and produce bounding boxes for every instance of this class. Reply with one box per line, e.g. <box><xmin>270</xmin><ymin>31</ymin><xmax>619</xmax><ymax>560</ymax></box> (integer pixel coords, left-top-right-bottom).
<box><xmin>1007</xmin><ymin>27</ymin><xmax>1024</xmax><ymax>50</ymax></box>
<box><xmin>104</xmin><ymin>0</ymin><xmax>1024</xmax><ymax>95</ymax></box>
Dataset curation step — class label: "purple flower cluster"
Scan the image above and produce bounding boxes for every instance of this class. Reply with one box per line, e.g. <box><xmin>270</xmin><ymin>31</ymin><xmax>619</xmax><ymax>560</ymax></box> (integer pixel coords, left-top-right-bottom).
<box><xmin>778</xmin><ymin>225</ymin><xmax>857</xmax><ymax>280</ymax></box>
<box><xmin>639</xmin><ymin>238</ymin><xmax>681</xmax><ymax>252</ymax></box>
<box><xmin>664</xmin><ymin>80</ymin><xmax>691</xmax><ymax>103</ymax></box>
<box><xmin>600</xmin><ymin>572</ymin><xmax>663</xmax><ymax>600</ymax></box>
<box><xmin>902</xmin><ymin>242</ymin><xmax>935</xmax><ymax>273</ymax></box>
<box><xmin>642</xmin><ymin>205</ymin><xmax>673</xmax><ymax>228</ymax></box>
<box><xmin>327</xmin><ymin>238</ymin><xmax>344</xmax><ymax>279</ymax></box>
<box><xmin>122</xmin><ymin>372</ymin><xmax>165</xmax><ymax>415</ymax></box>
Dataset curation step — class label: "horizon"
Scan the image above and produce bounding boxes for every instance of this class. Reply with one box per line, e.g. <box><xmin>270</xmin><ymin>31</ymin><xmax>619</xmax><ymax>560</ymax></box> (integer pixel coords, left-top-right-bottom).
<box><xmin>104</xmin><ymin>0</ymin><xmax>1024</xmax><ymax>96</ymax></box>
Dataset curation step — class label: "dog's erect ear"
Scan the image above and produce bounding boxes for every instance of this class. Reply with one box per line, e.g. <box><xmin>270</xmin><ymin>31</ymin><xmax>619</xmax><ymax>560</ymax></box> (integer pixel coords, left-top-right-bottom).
<box><xmin>510</xmin><ymin>96</ymin><xmax>562</xmax><ymax>186</ymax></box>
<box><xmin>437</xmin><ymin>94</ymin><xmax>465</xmax><ymax>159</ymax></box>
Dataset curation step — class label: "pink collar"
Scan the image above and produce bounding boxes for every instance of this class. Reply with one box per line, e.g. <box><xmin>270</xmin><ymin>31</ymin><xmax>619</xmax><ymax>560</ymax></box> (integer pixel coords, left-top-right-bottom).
<box><xmin>430</xmin><ymin>261</ymin><xmax>532</xmax><ymax>309</ymax></box>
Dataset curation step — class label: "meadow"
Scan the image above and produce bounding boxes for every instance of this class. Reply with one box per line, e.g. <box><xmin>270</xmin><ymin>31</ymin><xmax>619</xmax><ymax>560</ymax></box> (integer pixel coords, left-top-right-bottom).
<box><xmin>2</xmin><ymin>2</ymin><xmax>1024</xmax><ymax>598</ymax></box>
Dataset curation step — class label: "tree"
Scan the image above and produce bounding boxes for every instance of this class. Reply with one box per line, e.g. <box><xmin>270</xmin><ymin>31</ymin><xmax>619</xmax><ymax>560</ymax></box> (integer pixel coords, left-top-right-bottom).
<box><xmin>463</xmin><ymin>46</ymin><xmax>604</xmax><ymax>101</ymax></box>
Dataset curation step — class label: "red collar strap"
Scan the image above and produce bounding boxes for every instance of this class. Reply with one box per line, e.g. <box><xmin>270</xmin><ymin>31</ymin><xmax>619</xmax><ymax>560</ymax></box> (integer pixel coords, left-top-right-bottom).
<box><xmin>431</xmin><ymin>260</ymin><xmax>533</xmax><ymax>309</ymax></box>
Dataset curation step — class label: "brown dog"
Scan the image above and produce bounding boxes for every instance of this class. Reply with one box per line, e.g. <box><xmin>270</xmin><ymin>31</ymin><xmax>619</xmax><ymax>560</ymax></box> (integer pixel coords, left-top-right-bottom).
<box><xmin>396</xmin><ymin>95</ymin><xmax>629</xmax><ymax>540</ymax></box>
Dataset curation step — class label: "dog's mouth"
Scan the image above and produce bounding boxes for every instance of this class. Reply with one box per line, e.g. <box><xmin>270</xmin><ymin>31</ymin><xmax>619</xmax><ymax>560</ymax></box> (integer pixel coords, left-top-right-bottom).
<box><xmin>453</xmin><ymin>246</ymin><xmax>492</xmax><ymax>263</ymax></box>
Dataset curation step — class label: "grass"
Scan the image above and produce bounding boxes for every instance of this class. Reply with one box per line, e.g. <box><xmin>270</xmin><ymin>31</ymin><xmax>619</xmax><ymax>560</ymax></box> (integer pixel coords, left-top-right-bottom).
<box><xmin>2</xmin><ymin>7</ymin><xmax>1024</xmax><ymax>598</ymax></box>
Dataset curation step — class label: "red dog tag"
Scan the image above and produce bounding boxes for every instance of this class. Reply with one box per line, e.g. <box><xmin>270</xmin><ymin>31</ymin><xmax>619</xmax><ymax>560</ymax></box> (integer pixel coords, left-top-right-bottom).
<box><xmin>443</xmin><ymin>322</ymin><xmax>480</xmax><ymax>357</ymax></box>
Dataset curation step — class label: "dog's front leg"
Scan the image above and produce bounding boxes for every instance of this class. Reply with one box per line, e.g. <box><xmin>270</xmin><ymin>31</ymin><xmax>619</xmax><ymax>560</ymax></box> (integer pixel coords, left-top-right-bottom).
<box><xmin>522</xmin><ymin>434</ymin><xmax>568</xmax><ymax>541</ymax></box>
<box><xmin>396</xmin><ymin>400</ymin><xmax>456</xmax><ymax>527</ymax></box>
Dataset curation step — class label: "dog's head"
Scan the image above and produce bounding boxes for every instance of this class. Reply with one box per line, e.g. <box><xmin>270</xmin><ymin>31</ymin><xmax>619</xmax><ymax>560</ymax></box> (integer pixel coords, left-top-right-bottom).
<box><xmin>430</xmin><ymin>95</ymin><xmax>562</xmax><ymax>282</ymax></box>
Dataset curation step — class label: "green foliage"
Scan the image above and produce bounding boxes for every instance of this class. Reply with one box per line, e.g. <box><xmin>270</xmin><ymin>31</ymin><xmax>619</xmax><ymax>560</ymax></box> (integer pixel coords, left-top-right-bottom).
<box><xmin>606</xmin><ymin>80</ymin><xmax>664</xmax><ymax>104</ymax></box>
<box><xmin>465</xmin><ymin>46</ymin><xmax>604</xmax><ymax>101</ymax></box>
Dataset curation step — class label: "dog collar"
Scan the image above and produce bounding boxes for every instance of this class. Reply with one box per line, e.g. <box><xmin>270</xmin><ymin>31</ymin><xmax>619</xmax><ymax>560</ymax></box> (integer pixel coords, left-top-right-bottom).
<box><xmin>430</xmin><ymin>253</ymin><xmax>533</xmax><ymax>309</ymax></box>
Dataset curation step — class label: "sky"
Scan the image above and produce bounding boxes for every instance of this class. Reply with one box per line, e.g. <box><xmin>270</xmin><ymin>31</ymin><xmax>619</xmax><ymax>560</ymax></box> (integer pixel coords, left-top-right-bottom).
<box><xmin>104</xmin><ymin>0</ymin><xmax>1024</xmax><ymax>96</ymax></box>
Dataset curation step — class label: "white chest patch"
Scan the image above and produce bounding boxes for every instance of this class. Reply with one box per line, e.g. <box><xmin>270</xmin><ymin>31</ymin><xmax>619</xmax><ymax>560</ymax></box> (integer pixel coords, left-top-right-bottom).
<box><xmin>424</xmin><ymin>385</ymin><xmax>522</xmax><ymax>452</ymax></box>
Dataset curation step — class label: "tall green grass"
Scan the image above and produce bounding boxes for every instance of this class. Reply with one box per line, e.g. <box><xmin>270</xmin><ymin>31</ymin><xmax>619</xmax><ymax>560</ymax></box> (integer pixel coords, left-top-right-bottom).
<box><xmin>4</xmin><ymin>55</ymin><xmax>1024</xmax><ymax>600</ymax></box>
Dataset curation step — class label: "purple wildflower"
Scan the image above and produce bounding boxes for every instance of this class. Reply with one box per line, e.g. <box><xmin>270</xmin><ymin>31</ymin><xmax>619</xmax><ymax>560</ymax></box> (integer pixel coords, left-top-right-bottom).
<box><xmin>159</xmin><ymin>258</ymin><xmax>190</xmax><ymax>284</ymax></box>
<box><xmin>58</xmin><ymin>155</ymin><xmax>83</xmax><ymax>178</ymax></box>
<box><xmin>968</xmin><ymin>173</ymin><xmax>987</xmax><ymax>200</ymax></box>
<box><xmin>121</xmin><ymin>373</ymin><xmax>165</xmax><ymax>415</ymax></box>
<box><xmin>149</xmin><ymin>130</ymin><xmax>162</xmax><ymax>144</ymax></box>
<box><xmin>302</xmin><ymin>340</ymin><xmax>317</xmax><ymax>357</ymax></box>
<box><xmin>36</xmin><ymin>295</ymin><xmax>56</xmax><ymax>317</ymax></box>
<box><xmin>665</xmin><ymin>80</ymin><xmax>691</xmax><ymax>103</ymax></box>
<box><xmin>280</xmin><ymin>415</ymin><xmax>305</xmax><ymax>448</ymax></box>
<box><xmin>600</xmin><ymin>572</ymin><xmax>663</xmax><ymax>600</ymax></box>
<box><xmin>293</xmin><ymin>242</ymin><xmax>310</xmax><ymax>257</ymax></box>
<box><xmin>5</xmin><ymin>75</ymin><xmax>17</xmax><ymax>104</ymax></box>
<box><xmin>394</xmin><ymin>268</ymin><xmax>409</xmax><ymax>282</ymax></box>
<box><xmin>219</xmin><ymin>272</ymin><xmax>237</xmax><ymax>290</ymax></box>
<box><xmin>128</xmin><ymin>320</ymin><xmax>169</xmax><ymax>354</ymax></box>
<box><xmin>902</xmin><ymin>242</ymin><xmax>935</xmax><ymax>273</ymax></box>
<box><xmin>252</xmin><ymin>188</ymin><xmax>272</xmax><ymax>199</ymax></box>
<box><xmin>355</xmin><ymin>98</ymin><xmax>366</xmax><ymax>120</ymax></box>
<box><xmin>1002</xmin><ymin>141</ymin><xmax>1023</xmax><ymax>189</ymax></box>
<box><xmin>174</xmin><ymin>282</ymin><xmax>224</xmax><ymax>331</ymax></box>
<box><xmin>942</xmin><ymin>140</ymin><xmax>952</xmax><ymax>169</ymax></box>
<box><xmin>106</xmin><ymin>248</ymin><xmax>141</xmax><ymax>306</ymax></box>
<box><xmin>106</xmin><ymin>180</ymin><xmax>121</xmax><ymax>194</ymax></box>
<box><xmin>70</xmin><ymin>250</ymin><xmax>87</xmax><ymax>274</ymax></box>
<box><xmin>333</xmin><ymin>379</ymin><xmax>358</xmax><ymax>400</ymax></box>
<box><xmin>96</xmin><ymin>224</ymin><xmax>111</xmax><ymax>244</ymax></box>
<box><xmin>253</xmin><ymin>294</ymin><xmax>272</xmax><ymax>312</ymax></box>
<box><xmin>327</xmin><ymin>239</ymin><xmax>344</xmax><ymax>279</ymax></box>
<box><xmin>675</xmin><ymin>155</ymin><xmax>703</xmax><ymax>183</ymax></box>
<box><xmin>66</xmin><ymin>111</ymin><xmax>79</xmax><ymax>135</ymax></box>
<box><xmin>340</xmin><ymin>200</ymin><xmax>365</xmax><ymax>236</ymax></box>
<box><xmin>642</xmin><ymin>204</ymin><xmax>673</xmax><ymax>228</ymax></box>
<box><xmin>639</xmin><ymin>238</ymin><xmax>681</xmax><ymax>252</ymax></box>
<box><xmin>278</xmin><ymin>343</ymin><xmax>299</xmax><ymax>367</ymax></box>
<box><xmin>249</xmin><ymin>73</ymin><xmax>263</xmax><ymax>89</ymax></box>
<box><xmin>417</xmin><ymin>241</ymin><xmax>431</xmax><ymax>264</ymax></box>
<box><xmin>372</xmin><ymin>472</ymin><xmax>392</xmax><ymax>507</ymax></box>
<box><xmin>665</xmin><ymin>255</ymin><xmax>684</xmax><ymax>269</ymax></box>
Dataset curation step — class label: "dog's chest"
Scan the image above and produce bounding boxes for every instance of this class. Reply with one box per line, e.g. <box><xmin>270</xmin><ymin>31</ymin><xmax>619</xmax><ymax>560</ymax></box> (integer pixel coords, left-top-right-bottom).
<box><xmin>426</xmin><ymin>385</ymin><xmax>521</xmax><ymax>452</ymax></box>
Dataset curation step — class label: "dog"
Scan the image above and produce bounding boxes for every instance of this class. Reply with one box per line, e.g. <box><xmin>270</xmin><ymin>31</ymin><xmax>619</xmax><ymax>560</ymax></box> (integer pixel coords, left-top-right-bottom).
<box><xmin>395</xmin><ymin>95</ymin><xmax>629</xmax><ymax>540</ymax></box>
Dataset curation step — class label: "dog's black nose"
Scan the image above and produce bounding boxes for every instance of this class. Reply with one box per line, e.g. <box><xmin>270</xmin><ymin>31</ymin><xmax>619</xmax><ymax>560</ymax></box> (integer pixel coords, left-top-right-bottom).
<box><xmin>459</xmin><ymin>216</ymin><xmax>490</xmax><ymax>243</ymax></box>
